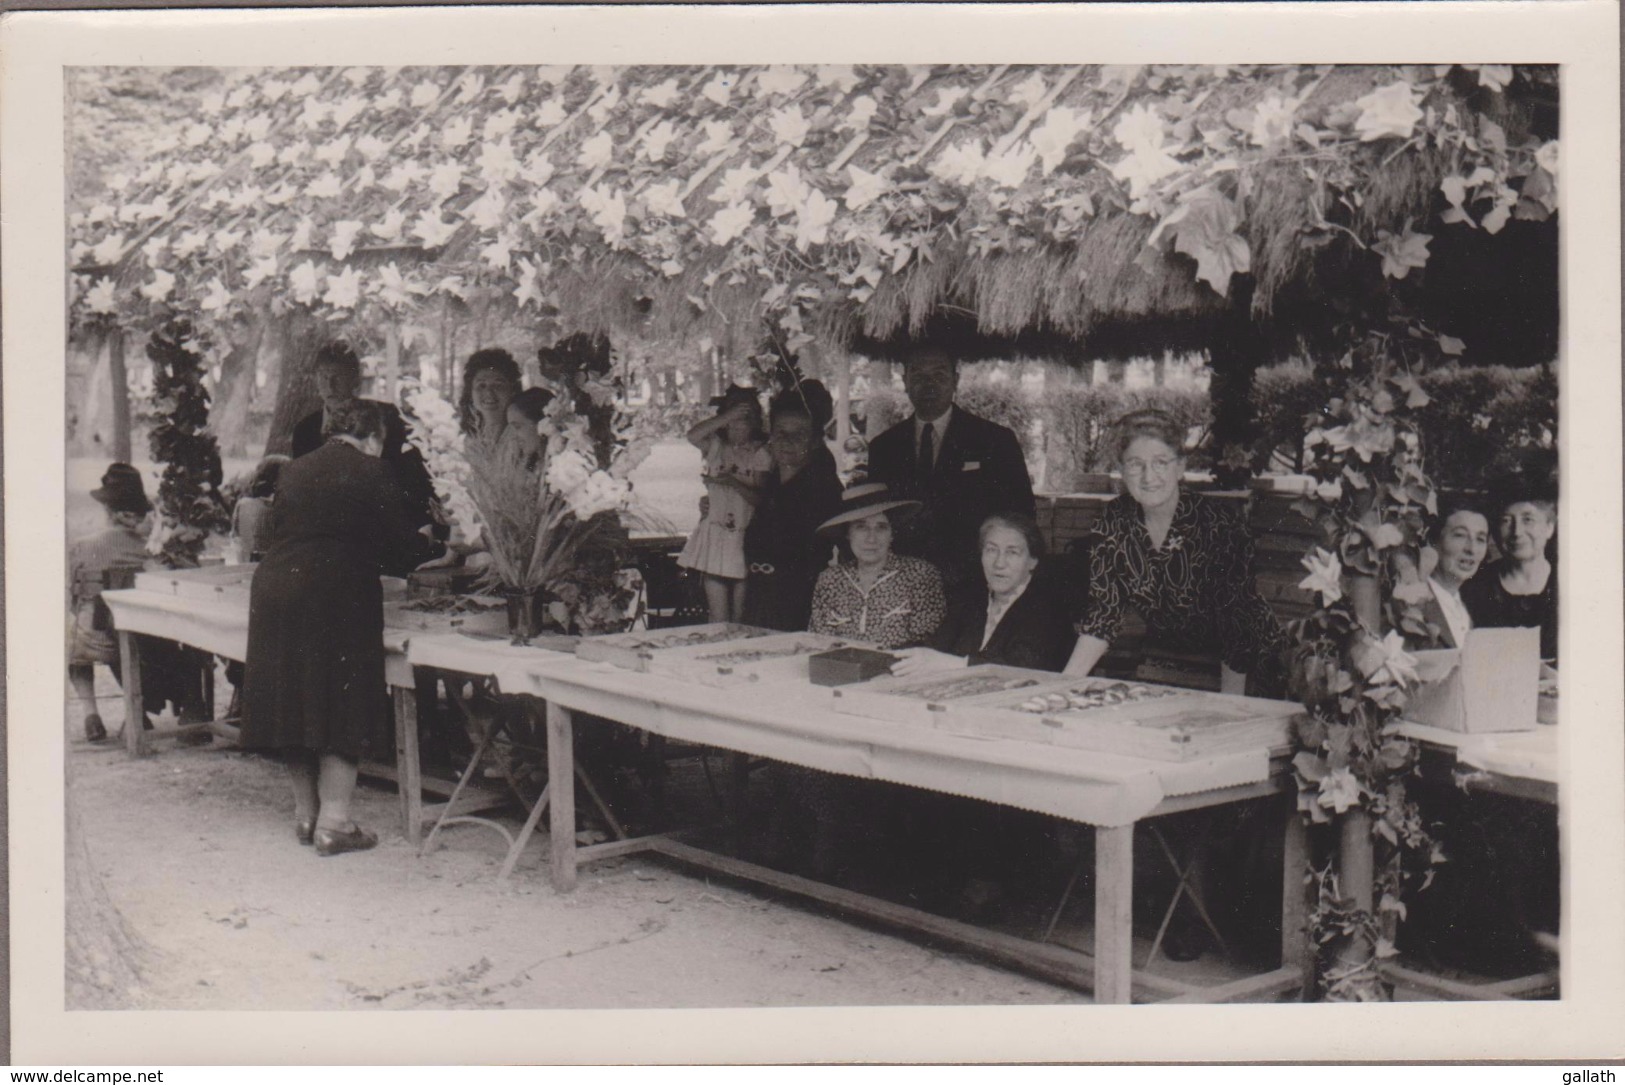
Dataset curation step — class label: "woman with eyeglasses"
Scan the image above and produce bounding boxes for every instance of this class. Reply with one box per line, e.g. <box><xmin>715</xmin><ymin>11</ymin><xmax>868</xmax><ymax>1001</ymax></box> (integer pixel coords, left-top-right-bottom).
<box><xmin>1063</xmin><ymin>409</ymin><xmax>1287</xmax><ymax>697</ymax></box>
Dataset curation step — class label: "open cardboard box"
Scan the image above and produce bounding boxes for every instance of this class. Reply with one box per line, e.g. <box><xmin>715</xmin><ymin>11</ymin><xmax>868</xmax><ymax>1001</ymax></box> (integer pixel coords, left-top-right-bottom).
<box><xmin>1407</xmin><ymin>626</ymin><xmax>1541</xmax><ymax>734</ymax></box>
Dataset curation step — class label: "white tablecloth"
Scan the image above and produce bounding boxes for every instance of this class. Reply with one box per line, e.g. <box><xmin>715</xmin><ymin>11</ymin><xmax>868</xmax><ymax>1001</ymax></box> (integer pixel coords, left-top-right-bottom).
<box><xmin>408</xmin><ymin>635</ymin><xmax>1273</xmax><ymax>828</ymax></box>
<box><xmin>103</xmin><ymin>588</ymin><xmax>416</xmax><ymax>688</ymax></box>
<box><xmin>1395</xmin><ymin>720</ymin><xmax>1558</xmax><ymax>787</ymax></box>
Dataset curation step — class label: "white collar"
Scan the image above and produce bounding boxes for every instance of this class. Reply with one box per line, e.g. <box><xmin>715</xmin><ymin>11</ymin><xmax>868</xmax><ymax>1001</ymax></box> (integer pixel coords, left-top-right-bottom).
<box><xmin>914</xmin><ymin>406</ymin><xmax>953</xmax><ymax>434</ymax></box>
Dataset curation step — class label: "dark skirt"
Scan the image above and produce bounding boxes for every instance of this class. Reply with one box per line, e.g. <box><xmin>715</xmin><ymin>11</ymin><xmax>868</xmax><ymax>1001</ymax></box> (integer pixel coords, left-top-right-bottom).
<box><xmin>241</xmin><ymin>539</ymin><xmax>388</xmax><ymax>761</ymax></box>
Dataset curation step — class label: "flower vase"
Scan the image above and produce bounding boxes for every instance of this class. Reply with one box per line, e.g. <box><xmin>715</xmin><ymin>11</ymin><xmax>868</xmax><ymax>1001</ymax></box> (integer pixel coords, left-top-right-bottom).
<box><xmin>503</xmin><ymin>587</ymin><xmax>547</xmax><ymax>645</ymax></box>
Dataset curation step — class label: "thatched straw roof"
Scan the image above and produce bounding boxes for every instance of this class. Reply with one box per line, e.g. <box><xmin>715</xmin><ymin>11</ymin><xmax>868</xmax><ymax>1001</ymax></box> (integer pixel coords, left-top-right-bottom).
<box><xmin>68</xmin><ymin>63</ymin><xmax>1558</xmax><ymax>367</ymax></box>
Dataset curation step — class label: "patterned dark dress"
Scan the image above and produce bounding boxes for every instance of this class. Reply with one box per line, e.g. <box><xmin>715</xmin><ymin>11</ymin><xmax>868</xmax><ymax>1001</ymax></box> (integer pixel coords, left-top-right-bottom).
<box><xmin>1462</xmin><ymin>560</ymin><xmax>1558</xmax><ymax>662</ymax></box>
<box><xmin>809</xmin><ymin>553</ymin><xmax>946</xmax><ymax>650</ymax></box>
<box><xmin>1078</xmin><ymin>490</ymin><xmax>1286</xmax><ymax>676</ymax></box>
<box><xmin>242</xmin><ymin>441</ymin><xmax>438</xmax><ymax>761</ymax></box>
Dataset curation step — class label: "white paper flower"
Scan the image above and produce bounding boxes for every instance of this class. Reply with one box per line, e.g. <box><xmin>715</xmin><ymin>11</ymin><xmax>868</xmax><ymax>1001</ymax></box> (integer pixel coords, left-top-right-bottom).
<box><xmin>289</xmin><ymin>218</ymin><xmax>314</xmax><ymax>252</ymax></box>
<box><xmin>643</xmin><ymin>120</ymin><xmax>679</xmax><ymax>163</ymax></box>
<box><xmin>1535</xmin><ymin>140</ymin><xmax>1559</xmax><ymax>175</ymax></box>
<box><xmin>308</xmin><ymin>172</ymin><xmax>343</xmax><ymax>199</ymax></box>
<box><xmin>375</xmin><ymin>263</ymin><xmax>419</xmax><ymax>308</ymax></box>
<box><xmin>1030</xmin><ymin>106</ymin><xmax>1089</xmax><ymax>175</ymax></box>
<box><xmin>371</xmin><ymin>208</ymin><xmax>407</xmax><ymax>242</ymax></box>
<box><xmin>1368</xmin><ymin>629</ymin><xmax>1420</xmax><ymax>688</ymax></box>
<box><xmin>456</xmin><ymin>72</ymin><xmax>485</xmax><ymax>104</ymax></box>
<box><xmin>643</xmin><ymin>180</ymin><xmax>687</xmax><ymax>219</ymax></box>
<box><xmin>1298</xmin><ymin>547</ymin><xmax>1343</xmax><ymax>606</ymax></box>
<box><xmin>536</xmin><ymin>97</ymin><xmax>568</xmax><ymax>127</ymax></box>
<box><xmin>243</xmin><ymin>255</ymin><xmax>279</xmax><ymax>290</ymax></box>
<box><xmin>327</xmin><ymin>220</ymin><xmax>364</xmax><ymax>261</ymax></box>
<box><xmin>244</xmin><ymin>115</ymin><xmax>272</xmax><ymax>141</ymax></box>
<box><xmin>513</xmin><ymin>257</ymin><xmax>543</xmax><ymax>308</ymax></box>
<box><xmin>139</xmin><ymin>268</ymin><xmax>176</xmax><ymax>303</ymax></box>
<box><xmin>929</xmin><ymin>141</ymin><xmax>986</xmax><ymax>187</ymax></box>
<box><xmin>693</xmin><ymin>119</ymin><xmax>733</xmax><ymax>158</ymax></box>
<box><xmin>85</xmin><ymin>278</ymin><xmax>118</xmax><ymax>314</ymax></box>
<box><xmin>794</xmin><ymin>189</ymin><xmax>837</xmax><ymax>251</ymax></box>
<box><xmin>412</xmin><ymin>211</ymin><xmax>459</xmax><ymax>249</ymax></box>
<box><xmin>299</xmin><ymin>99</ymin><xmax>331</xmax><ymax>129</ymax></box>
<box><xmin>141</xmin><ymin>237</ymin><xmax>169</xmax><ymax>263</ymax></box>
<box><xmin>982</xmin><ymin>142</ymin><xmax>1038</xmax><ymax>189</ymax></box>
<box><xmin>1010</xmin><ymin>72</ymin><xmax>1048</xmax><ymax>109</ymax></box>
<box><xmin>765</xmin><ymin>165</ymin><xmax>810</xmax><ymax>218</ymax></box>
<box><xmin>642</xmin><ymin>78</ymin><xmax>680</xmax><ymax>108</ymax></box>
<box><xmin>844</xmin><ymin>95</ymin><xmax>878</xmax><ymax>132</ymax></box>
<box><xmin>843</xmin><ymin>165</ymin><xmax>888</xmax><ymax>211</ymax></box>
<box><xmin>701</xmin><ymin>73</ymin><xmax>735</xmax><ymax>106</ymax></box>
<box><xmin>91</xmin><ymin>233</ymin><xmax>125</xmax><ymax>265</ymax></box>
<box><xmin>480</xmin><ymin>234</ymin><xmax>516</xmax><ymax>270</ymax></box>
<box><xmin>708</xmin><ymin>204</ymin><xmax>756</xmax><ymax>246</ymax></box>
<box><xmin>478</xmin><ymin>138</ymin><xmax>522</xmax><ymax>185</ymax></box>
<box><xmin>710</xmin><ymin>166</ymin><xmax>760</xmax><ymax>206</ymax></box>
<box><xmin>199</xmin><ymin>277</ymin><xmax>232</xmax><ymax>313</ymax></box>
<box><xmin>288</xmin><ymin>261</ymin><xmax>323</xmax><ymax>305</ymax></box>
<box><xmin>290</xmin><ymin>72</ymin><xmax>322</xmax><ymax>97</ymax></box>
<box><xmin>1111</xmin><ymin>145</ymin><xmax>1181</xmax><ymax>199</ymax></box>
<box><xmin>577</xmin><ymin>131</ymin><xmax>615</xmax><ymax>172</ymax></box>
<box><xmin>428</xmin><ymin>162</ymin><xmax>465</xmax><ymax>199</ymax></box>
<box><xmin>1113</xmin><ymin>103</ymin><xmax>1169</xmax><ymax>156</ymax></box>
<box><xmin>579</xmin><ymin>184</ymin><xmax>629</xmax><ymax>246</ymax></box>
<box><xmin>815</xmin><ymin>65</ymin><xmax>859</xmax><ymax>92</ymax></box>
<box><xmin>1317</xmin><ymin>768</ymin><xmax>1365</xmax><ymax>815</ymax></box>
<box><xmin>756</xmin><ymin>67</ymin><xmax>808</xmax><ymax>97</ymax></box>
<box><xmin>1249</xmin><ymin>93</ymin><xmax>1299</xmax><ymax>147</ymax></box>
<box><xmin>769</xmin><ymin>105</ymin><xmax>811</xmax><ymax>148</ymax></box>
<box><xmin>324</xmin><ymin>266</ymin><xmax>363</xmax><ymax>310</ymax></box>
<box><xmin>522</xmin><ymin>187</ymin><xmax>561</xmax><ymax>226</ymax></box>
<box><xmin>315</xmin><ymin>135</ymin><xmax>352</xmax><ymax>166</ymax></box>
<box><xmin>1353</xmin><ymin>82</ymin><xmax>1423</xmax><ymax>142</ymax></box>
<box><xmin>247</xmin><ymin>141</ymin><xmax>276</xmax><ymax>168</ymax></box>
<box><xmin>467</xmin><ymin>189</ymin><xmax>506</xmax><ymax>231</ymax></box>
<box><xmin>383</xmin><ymin>161</ymin><xmax>427</xmax><ymax>192</ymax></box>
<box><xmin>439</xmin><ymin>115</ymin><xmax>473</xmax><ymax>151</ymax></box>
<box><xmin>173</xmin><ymin>230</ymin><xmax>207</xmax><ymax>259</ymax></box>
<box><xmin>483</xmin><ymin>108</ymin><xmax>521</xmax><ymax>142</ymax></box>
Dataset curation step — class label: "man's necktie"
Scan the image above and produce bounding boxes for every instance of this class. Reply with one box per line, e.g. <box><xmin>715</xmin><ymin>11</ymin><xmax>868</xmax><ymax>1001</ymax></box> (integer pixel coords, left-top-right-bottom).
<box><xmin>918</xmin><ymin>422</ymin><xmax>935</xmax><ymax>486</ymax></box>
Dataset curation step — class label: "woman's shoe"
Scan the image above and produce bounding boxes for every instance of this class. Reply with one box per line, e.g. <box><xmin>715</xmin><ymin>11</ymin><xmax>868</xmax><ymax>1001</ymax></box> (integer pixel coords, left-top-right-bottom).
<box><xmin>83</xmin><ymin>714</ymin><xmax>108</xmax><ymax>743</ymax></box>
<box><xmin>314</xmin><ymin>824</ymin><xmax>378</xmax><ymax>857</ymax></box>
<box><xmin>295</xmin><ymin>818</ymin><xmax>317</xmax><ymax>846</ymax></box>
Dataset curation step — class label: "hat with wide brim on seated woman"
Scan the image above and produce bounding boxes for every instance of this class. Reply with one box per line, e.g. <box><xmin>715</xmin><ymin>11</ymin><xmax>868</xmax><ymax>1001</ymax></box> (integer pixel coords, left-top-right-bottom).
<box><xmin>816</xmin><ymin>481</ymin><xmax>921</xmax><ymax>540</ymax></box>
<box><xmin>90</xmin><ymin>462</ymin><xmax>152</xmax><ymax>515</ymax></box>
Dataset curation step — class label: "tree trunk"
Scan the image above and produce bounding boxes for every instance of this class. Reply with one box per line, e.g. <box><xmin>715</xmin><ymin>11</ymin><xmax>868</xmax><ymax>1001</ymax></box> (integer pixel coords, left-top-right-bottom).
<box><xmin>263</xmin><ymin>311</ymin><xmax>325</xmax><ymax>456</ymax></box>
<box><xmin>211</xmin><ymin>316</ymin><xmax>268</xmax><ymax>458</ymax></box>
<box><xmin>107</xmin><ymin>328</ymin><xmax>133</xmax><ymax>463</ymax></box>
<box><xmin>1208</xmin><ymin>287</ymin><xmax>1265</xmax><ymax>490</ymax></box>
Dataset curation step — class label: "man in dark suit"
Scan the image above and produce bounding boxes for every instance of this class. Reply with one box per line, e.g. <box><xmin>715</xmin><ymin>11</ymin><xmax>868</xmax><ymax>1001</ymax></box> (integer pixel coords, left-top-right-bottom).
<box><xmin>864</xmin><ymin>345</ymin><xmax>1035</xmax><ymax>586</ymax></box>
<box><xmin>290</xmin><ymin>343</ymin><xmax>439</xmax><ymax>534</ymax></box>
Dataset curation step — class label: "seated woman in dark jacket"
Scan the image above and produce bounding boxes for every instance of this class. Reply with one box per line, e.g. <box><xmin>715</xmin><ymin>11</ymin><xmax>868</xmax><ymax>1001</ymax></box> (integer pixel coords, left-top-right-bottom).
<box><xmin>1463</xmin><ymin>480</ymin><xmax>1558</xmax><ymax>664</ymax></box>
<box><xmin>891</xmin><ymin>513</ymin><xmax>1076</xmax><ymax>676</ymax></box>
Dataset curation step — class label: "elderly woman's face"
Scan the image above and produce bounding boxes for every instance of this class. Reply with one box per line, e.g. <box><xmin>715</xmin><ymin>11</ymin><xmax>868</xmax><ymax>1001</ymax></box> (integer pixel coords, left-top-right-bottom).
<box><xmin>981</xmin><ymin>524</ymin><xmax>1038</xmax><ymax>598</ymax></box>
<box><xmin>848</xmin><ymin>511</ymin><xmax>894</xmax><ymax>568</ymax></box>
<box><xmin>1121</xmin><ymin>436</ymin><xmax>1183</xmax><ymax>513</ymax></box>
<box><xmin>767</xmin><ymin>413</ymin><xmax>814</xmax><ymax>474</ymax></box>
<box><xmin>1498</xmin><ymin>501</ymin><xmax>1556</xmax><ymax>563</ymax></box>
<box><xmin>1434</xmin><ymin>510</ymin><xmax>1490</xmax><ymax>587</ymax></box>
<box><xmin>471</xmin><ymin>369</ymin><xmax>517</xmax><ymax>417</ymax></box>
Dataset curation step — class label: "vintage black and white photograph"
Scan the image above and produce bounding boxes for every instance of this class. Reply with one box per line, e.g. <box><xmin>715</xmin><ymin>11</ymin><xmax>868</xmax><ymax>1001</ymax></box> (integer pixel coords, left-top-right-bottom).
<box><xmin>7</xmin><ymin>0</ymin><xmax>1621</xmax><ymax>1064</ymax></box>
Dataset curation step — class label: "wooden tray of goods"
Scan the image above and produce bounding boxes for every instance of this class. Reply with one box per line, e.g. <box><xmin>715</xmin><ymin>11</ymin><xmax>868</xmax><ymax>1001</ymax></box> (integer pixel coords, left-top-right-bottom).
<box><xmin>575</xmin><ymin>622</ymin><xmax>774</xmax><ymax>672</ymax></box>
<box><xmin>831</xmin><ymin>664</ymin><xmax>1063</xmax><ymax>725</ymax></box>
<box><xmin>835</xmin><ymin>666</ymin><xmax>1301</xmax><ymax>761</ymax></box>
<box><xmin>644</xmin><ymin>631</ymin><xmax>865</xmax><ymax>688</ymax></box>
<box><xmin>383</xmin><ymin>594</ymin><xmax>508</xmax><ymax>636</ymax></box>
<box><xmin>957</xmin><ymin>679</ymin><xmax>1302</xmax><ymax>761</ymax></box>
<box><xmin>134</xmin><ymin>563</ymin><xmax>260</xmax><ymax>602</ymax></box>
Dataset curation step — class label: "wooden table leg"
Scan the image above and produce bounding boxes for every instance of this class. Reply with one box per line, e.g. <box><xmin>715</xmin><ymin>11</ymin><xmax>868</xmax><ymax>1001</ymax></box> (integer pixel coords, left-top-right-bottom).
<box><xmin>1094</xmin><ymin>824</ymin><xmax>1134</xmax><ymax>1004</ymax></box>
<box><xmin>547</xmin><ymin>700</ymin><xmax>577</xmax><ymax>892</ymax></box>
<box><xmin>118</xmin><ymin>631</ymin><xmax>147</xmax><ymax>758</ymax></box>
<box><xmin>1280</xmin><ymin>797</ymin><xmax>1311</xmax><ymax>997</ymax></box>
<box><xmin>393</xmin><ymin>685</ymin><xmax>423</xmax><ymax>848</ymax></box>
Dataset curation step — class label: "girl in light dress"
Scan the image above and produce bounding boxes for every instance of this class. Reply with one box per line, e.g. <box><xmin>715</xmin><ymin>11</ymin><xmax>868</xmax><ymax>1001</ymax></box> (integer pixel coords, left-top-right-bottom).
<box><xmin>678</xmin><ymin>385</ymin><xmax>773</xmax><ymax>623</ymax></box>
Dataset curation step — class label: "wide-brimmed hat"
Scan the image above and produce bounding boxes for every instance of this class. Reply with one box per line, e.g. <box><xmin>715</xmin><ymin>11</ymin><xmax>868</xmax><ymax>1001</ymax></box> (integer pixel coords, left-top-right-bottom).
<box><xmin>90</xmin><ymin>463</ymin><xmax>152</xmax><ymax>515</ymax></box>
<box><xmin>708</xmin><ymin>384</ymin><xmax>760</xmax><ymax>412</ymax></box>
<box><xmin>817</xmin><ymin>482</ymin><xmax>921</xmax><ymax>539</ymax></box>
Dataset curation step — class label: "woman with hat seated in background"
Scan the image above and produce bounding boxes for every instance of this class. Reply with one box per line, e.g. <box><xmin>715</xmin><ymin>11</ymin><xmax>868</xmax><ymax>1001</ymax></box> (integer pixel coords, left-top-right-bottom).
<box><xmin>68</xmin><ymin>464</ymin><xmax>173</xmax><ymax>742</ymax></box>
<box><xmin>740</xmin><ymin>385</ymin><xmax>844</xmax><ymax>633</ymax></box>
<box><xmin>1464</xmin><ymin>479</ymin><xmax>1559</xmax><ymax>665</ymax></box>
<box><xmin>1063</xmin><ymin>408</ymin><xmax>1287</xmax><ymax>696</ymax></box>
<box><xmin>242</xmin><ymin>401</ymin><xmax>445</xmax><ymax>857</ymax></box>
<box><xmin>809</xmin><ymin>482</ymin><xmax>946</xmax><ymax>650</ymax></box>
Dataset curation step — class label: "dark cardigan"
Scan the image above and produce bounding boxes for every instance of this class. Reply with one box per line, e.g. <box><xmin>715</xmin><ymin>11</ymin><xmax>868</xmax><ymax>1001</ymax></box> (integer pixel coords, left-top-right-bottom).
<box><xmin>929</xmin><ymin>561</ymin><xmax>1078</xmax><ymax>672</ymax></box>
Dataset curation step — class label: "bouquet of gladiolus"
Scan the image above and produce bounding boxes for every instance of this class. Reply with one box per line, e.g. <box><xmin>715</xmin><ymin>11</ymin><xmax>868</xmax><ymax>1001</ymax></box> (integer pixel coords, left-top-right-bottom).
<box><xmin>456</xmin><ymin>383</ymin><xmax>648</xmax><ymax>598</ymax></box>
<box><xmin>401</xmin><ymin>379</ymin><xmax>481</xmax><ymax>547</ymax></box>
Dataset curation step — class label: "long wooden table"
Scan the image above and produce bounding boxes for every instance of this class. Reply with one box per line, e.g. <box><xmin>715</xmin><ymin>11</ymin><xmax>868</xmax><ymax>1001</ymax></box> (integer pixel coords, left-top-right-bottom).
<box><xmin>409</xmin><ymin>634</ymin><xmax>1310</xmax><ymax>1005</ymax></box>
<box><xmin>99</xmin><ymin>582</ymin><xmax>505</xmax><ymax>843</ymax></box>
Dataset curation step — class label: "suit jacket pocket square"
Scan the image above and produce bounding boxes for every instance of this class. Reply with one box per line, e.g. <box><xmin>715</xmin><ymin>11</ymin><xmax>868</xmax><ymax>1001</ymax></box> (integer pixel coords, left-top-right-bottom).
<box><xmin>962</xmin><ymin>461</ymin><xmax>981</xmax><ymax>471</ymax></box>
